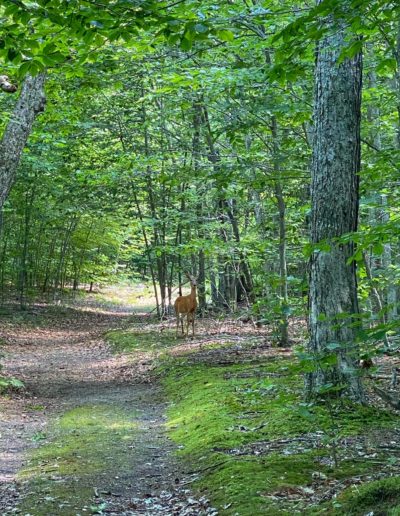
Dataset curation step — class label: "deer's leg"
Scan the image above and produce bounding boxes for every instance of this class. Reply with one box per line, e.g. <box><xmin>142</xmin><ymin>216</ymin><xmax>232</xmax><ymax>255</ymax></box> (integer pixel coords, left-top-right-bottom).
<box><xmin>181</xmin><ymin>315</ymin><xmax>184</xmax><ymax>334</ymax></box>
<box><xmin>192</xmin><ymin>313</ymin><xmax>195</xmax><ymax>337</ymax></box>
<box><xmin>176</xmin><ymin>314</ymin><xmax>179</xmax><ymax>337</ymax></box>
<box><xmin>186</xmin><ymin>314</ymin><xmax>190</xmax><ymax>337</ymax></box>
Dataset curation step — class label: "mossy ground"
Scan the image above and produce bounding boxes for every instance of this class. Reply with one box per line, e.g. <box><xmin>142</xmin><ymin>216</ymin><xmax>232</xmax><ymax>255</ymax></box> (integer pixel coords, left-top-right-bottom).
<box><xmin>5</xmin><ymin>290</ymin><xmax>400</xmax><ymax>516</ymax></box>
<box><xmin>162</xmin><ymin>360</ymin><xmax>399</xmax><ymax>514</ymax></box>
<box><xmin>105</xmin><ymin>327</ymin><xmax>177</xmax><ymax>353</ymax></box>
<box><xmin>334</xmin><ymin>476</ymin><xmax>400</xmax><ymax>515</ymax></box>
<box><xmin>108</xmin><ymin>323</ymin><xmax>400</xmax><ymax>515</ymax></box>
<box><xmin>18</xmin><ymin>403</ymin><xmax>139</xmax><ymax>515</ymax></box>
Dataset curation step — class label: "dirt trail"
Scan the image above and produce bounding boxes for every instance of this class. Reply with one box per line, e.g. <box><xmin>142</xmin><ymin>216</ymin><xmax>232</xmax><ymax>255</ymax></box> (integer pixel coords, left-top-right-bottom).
<box><xmin>0</xmin><ymin>300</ymin><xmax>212</xmax><ymax>515</ymax></box>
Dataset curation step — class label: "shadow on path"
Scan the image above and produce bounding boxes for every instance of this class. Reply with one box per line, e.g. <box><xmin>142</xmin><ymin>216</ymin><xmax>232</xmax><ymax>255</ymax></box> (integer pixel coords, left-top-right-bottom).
<box><xmin>0</xmin><ymin>295</ymin><xmax>213</xmax><ymax>515</ymax></box>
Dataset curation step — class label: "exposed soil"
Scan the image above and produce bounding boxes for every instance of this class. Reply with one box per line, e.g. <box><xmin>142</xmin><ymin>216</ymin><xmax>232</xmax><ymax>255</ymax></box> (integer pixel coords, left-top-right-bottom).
<box><xmin>0</xmin><ymin>297</ymin><xmax>214</xmax><ymax>515</ymax></box>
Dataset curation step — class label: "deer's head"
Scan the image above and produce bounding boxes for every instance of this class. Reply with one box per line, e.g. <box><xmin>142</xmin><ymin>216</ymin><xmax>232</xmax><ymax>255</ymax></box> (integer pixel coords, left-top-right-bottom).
<box><xmin>185</xmin><ymin>272</ymin><xmax>198</xmax><ymax>287</ymax></box>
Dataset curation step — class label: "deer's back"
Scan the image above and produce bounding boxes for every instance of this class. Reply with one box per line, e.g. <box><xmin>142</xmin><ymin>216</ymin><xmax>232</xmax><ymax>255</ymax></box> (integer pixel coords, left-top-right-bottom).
<box><xmin>174</xmin><ymin>295</ymin><xmax>197</xmax><ymax>314</ymax></box>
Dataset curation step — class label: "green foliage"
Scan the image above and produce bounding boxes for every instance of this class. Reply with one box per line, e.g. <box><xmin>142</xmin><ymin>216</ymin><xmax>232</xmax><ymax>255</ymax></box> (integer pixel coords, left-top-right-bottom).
<box><xmin>1</xmin><ymin>1</ymin><xmax>400</xmax><ymax>512</ymax></box>
<box><xmin>5</xmin><ymin>0</ymin><xmax>398</xmax><ymax>329</ymax></box>
<box><xmin>0</xmin><ymin>376</ymin><xmax>25</xmax><ymax>393</ymax></box>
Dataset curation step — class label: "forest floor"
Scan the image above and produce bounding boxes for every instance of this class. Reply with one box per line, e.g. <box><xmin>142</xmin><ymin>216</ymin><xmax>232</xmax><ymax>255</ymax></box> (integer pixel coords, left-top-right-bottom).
<box><xmin>0</xmin><ymin>286</ymin><xmax>215</xmax><ymax>515</ymax></box>
<box><xmin>1</xmin><ymin>285</ymin><xmax>400</xmax><ymax>515</ymax></box>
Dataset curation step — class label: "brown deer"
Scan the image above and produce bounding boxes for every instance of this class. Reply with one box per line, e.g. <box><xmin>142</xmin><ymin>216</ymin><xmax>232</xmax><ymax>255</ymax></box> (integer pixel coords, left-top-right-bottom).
<box><xmin>175</xmin><ymin>273</ymin><xmax>198</xmax><ymax>337</ymax></box>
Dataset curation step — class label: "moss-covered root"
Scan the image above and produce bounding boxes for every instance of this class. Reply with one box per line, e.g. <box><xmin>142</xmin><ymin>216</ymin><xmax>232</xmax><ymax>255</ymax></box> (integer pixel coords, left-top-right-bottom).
<box><xmin>335</xmin><ymin>477</ymin><xmax>400</xmax><ymax>515</ymax></box>
<box><xmin>18</xmin><ymin>404</ymin><xmax>138</xmax><ymax>516</ymax></box>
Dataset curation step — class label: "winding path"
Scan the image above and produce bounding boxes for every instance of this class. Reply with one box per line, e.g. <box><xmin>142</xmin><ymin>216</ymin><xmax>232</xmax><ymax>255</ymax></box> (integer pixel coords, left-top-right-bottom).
<box><xmin>0</xmin><ymin>298</ymin><xmax>211</xmax><ymax>515</ymax></box>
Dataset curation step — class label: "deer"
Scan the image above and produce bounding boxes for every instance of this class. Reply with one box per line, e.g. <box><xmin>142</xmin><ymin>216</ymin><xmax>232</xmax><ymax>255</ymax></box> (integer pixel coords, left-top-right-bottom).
<box><xmin>174</xmin><ymin>273</ymin><xmax>198</xmax><ymax>337</ymax></box>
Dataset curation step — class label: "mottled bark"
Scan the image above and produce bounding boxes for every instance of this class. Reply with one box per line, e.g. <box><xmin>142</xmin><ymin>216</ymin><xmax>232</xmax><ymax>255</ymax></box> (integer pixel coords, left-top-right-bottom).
<box><xmin>307</xmin><ymin>15</ymin><xmax>364</xmax><ymax>402</ymax></box>
<box><xmin>0</xmin><ymin>74</ymin><xmax>46</xmax><ymax>210</ymax></box>
<box><xmin>380</xmin><ymin>195</ymin><xmax>397</xmax><ymax>321</ymax></box>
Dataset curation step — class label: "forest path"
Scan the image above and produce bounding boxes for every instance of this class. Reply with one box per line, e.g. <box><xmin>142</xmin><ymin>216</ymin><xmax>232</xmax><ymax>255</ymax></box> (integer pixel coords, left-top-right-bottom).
<box><xmin>0</xmin><ymin>291</ymin><xmax>210</xmax><ymax>515</ymax></box>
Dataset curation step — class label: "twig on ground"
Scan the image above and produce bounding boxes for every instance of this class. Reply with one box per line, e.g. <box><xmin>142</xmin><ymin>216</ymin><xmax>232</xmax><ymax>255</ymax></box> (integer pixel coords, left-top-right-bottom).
<box><xmin>372</xmin><ymin>385</ymin><xmax>400</xmax><ymax>410</ymax></box>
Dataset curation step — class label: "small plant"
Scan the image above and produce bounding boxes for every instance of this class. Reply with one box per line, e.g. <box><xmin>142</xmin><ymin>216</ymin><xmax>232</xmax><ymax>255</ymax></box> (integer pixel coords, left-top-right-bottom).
<box><xmin>90</xmin><ymin>502</ymin><xmax>107</xmax><ymax>514</ymax></box>
<box><xmin>31</xmin><ymin>431</ymin><xmax>47</xmax><ymax>442</ymax></box>
<box><xmin>0</xmin><ymin>376</ymin><xmax>25</xmax><ymax>393</ymax></box>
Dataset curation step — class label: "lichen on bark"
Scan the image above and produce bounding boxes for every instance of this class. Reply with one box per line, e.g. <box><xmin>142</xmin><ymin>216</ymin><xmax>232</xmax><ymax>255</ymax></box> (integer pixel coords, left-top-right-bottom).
<box><xmin>307</xmin><ymin>14</ymin><xmax>364</xmax><ymax>402</ymax></box>
<box><xmin>0</xmin><ymin>73</ymin><xmax>46</xmax><ymax>211</ymax></box>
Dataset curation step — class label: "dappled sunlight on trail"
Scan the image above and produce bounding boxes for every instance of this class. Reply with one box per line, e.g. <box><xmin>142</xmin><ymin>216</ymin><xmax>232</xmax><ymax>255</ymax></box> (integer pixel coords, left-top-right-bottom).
<box><xmin>0</xmin><ymin>286</ymin><xmax>215</xmax><ymax>515</ymax></box>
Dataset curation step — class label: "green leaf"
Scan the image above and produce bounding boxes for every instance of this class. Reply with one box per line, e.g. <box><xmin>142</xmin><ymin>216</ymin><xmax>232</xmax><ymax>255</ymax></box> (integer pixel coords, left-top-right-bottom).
<box><xmin>372</xmin><ymin>242</ymin><xmax>384</xmax><ymax>255</ymax></box>
<box><xmin>376</xmin><ymin>58</ymin><xmax>397</xmax><ymax>74</ymax></box>
<box><xmin>7</xmin><ymin>48</ymin><xmax>19</xmax><ymax>62</ymax></box>
<box><xmin>180</xmin><ymin>36</ymin><xmax>192</xmax><ymax>51</ymax></box>
<box><xmin>194</xmin><ymin>23</ymin><xmax>208</xmax><ymax>34</ymax></box>
<box><xmin>326</xmin><ymin>342</ymin><xmax>341</xmax><ymax>350</ymax></box>
<box><xmin>217</xmin><ymin>30</ymin><xmax>234</xmax><ymax>42</ymax></box>
<box><xmin>18</xmin><ymin>61</ymin><xmax>33</xmax><ymax>76</ymax></box>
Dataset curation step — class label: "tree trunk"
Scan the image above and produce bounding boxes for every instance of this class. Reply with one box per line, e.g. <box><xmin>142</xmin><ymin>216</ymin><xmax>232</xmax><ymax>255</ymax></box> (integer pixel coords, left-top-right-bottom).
<box><xmin>18</xmin><ymin>184</ymin><xmax>36</xmax><ymax>309</ymax></box>
<box><xmin>0</xmin><ymin>74</ymin><xmax>46</xmax><ymax>210</ymax></box>
<box><xmin>192</xmin><ymin>99</ymin><xmax>207</xmax><ymax>314</ymax></box>
<box><xmin>225</xmin><ymin>198</ymin><xmax>254</xmax><ymax>302</ymax></box>
<box><xmin>271</xmin><ymin>116</ymin><xmax>289</xmax><ymax>346</ymax></box>
<box><xmin>380</xmin><ymin>195</ymin><xmax>397</xmax><ymax>321</ymax></box>
<box><xmin>307</xmin><ymin>13</ymin><xmax>364</xmax><ymax>402</ymax></box>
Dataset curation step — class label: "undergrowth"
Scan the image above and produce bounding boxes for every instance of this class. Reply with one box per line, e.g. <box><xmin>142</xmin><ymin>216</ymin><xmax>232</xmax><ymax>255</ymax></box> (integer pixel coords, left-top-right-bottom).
<box><xmin>0</xmin><ymin>375</ymin><xmax>24</xmax><ymax>393</ymax></box>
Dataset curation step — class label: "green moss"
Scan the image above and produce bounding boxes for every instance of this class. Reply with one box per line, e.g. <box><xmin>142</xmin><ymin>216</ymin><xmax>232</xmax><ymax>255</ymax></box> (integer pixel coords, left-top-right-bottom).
<box><xmin>105</xmin><ymin>328</ymin><xmax>176</xmax><ymax>353</ymax></box>
<box><xmin>335</xmin><ymin>477</ymin><xmax>400</xmax><ymax>515</ymax></box>
<box><xmin>18</xmin><ymin>404</ymin><xmax>138</xmax><ymax>515</ymax></box>
<box><xmin>199</xmin><ymin>453</ymin><xmax>322</xmax><ymax>515</ymax></box>
<box><xmin>161</xmin><ymin>357</ymin><xmax>398</xmax><ymax>515</ymax></box>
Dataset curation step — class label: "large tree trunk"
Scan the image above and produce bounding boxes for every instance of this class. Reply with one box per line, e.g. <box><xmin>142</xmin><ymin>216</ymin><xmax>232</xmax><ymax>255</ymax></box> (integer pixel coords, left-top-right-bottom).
<box><xmin>0</xmin><ymin>74</ymin><xmax>46</xmax><ymax>210</ymax></box>
<box><xmin>307</xmin><ymin>14</ymin><xmax>364</xmax><ymax>402</ymax></box>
